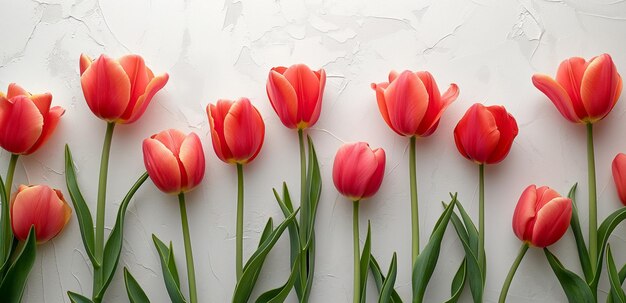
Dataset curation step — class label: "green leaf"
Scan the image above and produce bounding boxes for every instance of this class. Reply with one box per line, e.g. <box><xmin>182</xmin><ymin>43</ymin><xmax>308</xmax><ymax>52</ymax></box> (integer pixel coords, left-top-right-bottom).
<box><xmin>360</xmin><ymin>222</ymin><xmax>372</xmax><ymax>303</ymax></box>
<box><xmin>444</xmin><ymin>259</ymin><xmax>467</xmax><ymax>303</ymax></box>
<box><xmin>95</xmin><ymin>173</ymin><xmax>148</xmax><ymax>300</ymax></box>
<box><xmin>607</xmin><ymin>245</ymin><xmax>626</xmax><ymax>303</ymax></box>
<box><xmin>593</xmin><ymin>206</ymin><xmax>626</xmax><ymax>290</ymax></box>
<box><xmin>378</xmin><ymin>252</ymin><xmax>398</xmax><ymax>303</ymax></box>
<box><xmin>0</xmin><ymin>227</ymin><xmax>36</xmax><ymax>303</ymax></box>
<box><xmin>233</xmin><ymin>209</ymin><xmax>299</xmax><ymax>303</ymax></box>
<box><xmin>451</xmin><ymin>194</ymin><xmax>484</xmax><ymax>279</ymax></box>
<box><xmin>254</xmin><ymin>252</ymin><xmax>302</xmax><ymax>303</ymax></box>
<box><xmin>566</xmin><ymin>183</ymin><xmax>593</xmax><ymax>283</ymax></box>
<box><xmin>153</xmin><ymin>234</ymin><xmax>186</xmax><ymax>303</ymax></box>
<box><xmin>67</xmin><ymin>291</ymin><xmax>94</xmax><ymax>303</ymax></box>
<box><xmin>543</xmin><ymin>248</ymin><xmax>595</xmax><ymax>303</ymax></box>
<box><xmin>124</xmin><ymin>268</ymin><xmax>151</xmax><ymax>303</ymax></box>
<box><xmin>272</xmin><ymin>184</ymin><xmax>302</xmax><ymax>297</ymax></box>
<box><xmin>305</xmin><ymin>136</ymin><xmax>322</xmax><ymax>247</ymax></box>
<box><xmin>0</xmin><ymin>170</ymin><xmax>11</xmax><ymax>273</ymax></box>
<box><xmin>245</xmin><ymin>218</ymin><xmax>275</xmax><ymax>289</ymax></box>
<box><xmin>302</xmin><ymin>232</ymin><xmax>316</xmax><ymax>300</ymax></box>
<box><xmin>64</xmin><ymin>145</ymin><xmax>98</xmax><ymax>268</ymax></box>
<box><xmin>369</xmin><ymin>255</ymin><xmax>403</xmax><ymax>303</ymax></box>
<box><xmin>412</xmin><ymin>195</ymin><xmax>456</xmax><ymax>303</ymax></box>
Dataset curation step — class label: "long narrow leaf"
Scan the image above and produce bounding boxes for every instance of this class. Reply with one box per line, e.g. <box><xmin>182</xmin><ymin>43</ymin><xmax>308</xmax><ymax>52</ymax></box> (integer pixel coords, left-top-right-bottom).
<box><xmin>360</xmin><ymin>223</ymin><xmax>372</xmax><ymax>303</ymax></box>
<box><xmin>0</xmin><ymin>171</ymin><xmax>10</xmax><ymax>274</ymax></box>
<box><xmin>124</xmin><ymin>268</ymin><xmax>151</xmax><ymax>303</ymax></box>
<box><xmin>608</xmin><ymin>245</ymin><xmax>626</xmax><ymax>303</ymax></box>
<box><xmin>152</xmin><ymin>235</ymin><xmax>186</xmax><ymax>303</ymax></box>
<box><xmin>68</xmin><ymin>291</ymin><xmax>94</xmax><ymax>303</ymax></box>
<box><xmin>444</xmin><ymin>259</ymin><xmax>467</xmax><ymax>303</ymax></box>
<box><xmin>593</xmin><ymin>206</ymin><xmax>626</xmax><ymax>290</ymax></box>
<box><xmin>246</xmin><ymin>218</ymin><xmax>275</xmax><ymax>288</ymax></box>
<box><xmin>452</xmin><ymin>195</ymin><xmax>484</xmax><ymax>280</ymax></box>
<box><xmin>378</xmin><ymin>252</ymin><xmax>398</xmax><ymax>303</ymax></box>
<box><xmin>255</xmin><ymin>253</ymin><xmax>302</xmax><ymax>303</ymax></box>
<box><xmin>369</xmin><ymin>255</ymin><xmax>403</xmax><ymax>303</ymax></box>
<box><xmin>0</xmin><ymin>227</ymin><xmax>36</xmax><ymax>303</ymax></box>
<box><xmin>566</xmin><ymin>184</ymin><xmax>592</xmax><ymax>282</ymax></box>
<box><xmin>273</xmin><ymin>184</ymin><xmax>302</xmax><ymax>297</ymax></box>
<box><xmin>544</xmin><ymin>248</ymin><xmax>595</xmax><ymax>303</ymax></box>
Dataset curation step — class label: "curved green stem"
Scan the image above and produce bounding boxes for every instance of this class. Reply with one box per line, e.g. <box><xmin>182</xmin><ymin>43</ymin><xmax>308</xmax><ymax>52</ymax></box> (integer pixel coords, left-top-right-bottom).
<box><xmin>586</xmin><ymin>123</ymin><xmax>597</xmax><ymax>273</ymax></box>
<box><xmin>353</xmin><ymin>200</ymin><xmax>360</xmax><ymax>303</ymax></box>
<box><xmin>94</xmin><ymin>122</ymin><xmax>115</xmax><ymax>295</ymax></box>
<box><xmin>498</xmin><ymin>243</ymin><xmax>529</xmax><ymax>303</ymax></box>
<box><xmin>409</xmin><ymin>136</ymin><xmax>419</xmax><ymax>266</ymax></box>
<box><xmin>297</xmin><ymin>129</ymin><xmax>308</xmax><ymax>293</ymax></box>
<box><xmin>478</xmin><ymin>164</ymin><xmax>485</xmax><ymax>273</ymax></box>
<box><xmin>236</xmin><ymin>163</ymin><xmax>244</xmax><ymax>280</ymax></box>
<box><xmin>5</xmin><ymin>154</ymin><xmax>18</xmax><ymax>199</ymax></box>
<box><xmin>179</xmin><ymin>193</ymin><xmax>198</xmax><ymax>303</ymax></box>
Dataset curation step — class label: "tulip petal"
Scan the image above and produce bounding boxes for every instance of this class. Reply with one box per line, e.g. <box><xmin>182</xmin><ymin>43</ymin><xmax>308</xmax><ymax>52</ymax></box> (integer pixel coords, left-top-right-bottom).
<box><xmin>333</xmin><ymin>143</ymin><xmax>377</xmax><ymax>200</ymax></box>
<box><xmin>122</xmin><ymin>73</ymin><xmax>168</xmax><ymax>124</ymax></box>
<box><xmin>612</xmin><ymin>153</ymin><xmax>626</xmax><ymax>205</ymax></box>
<box><xmin>535</xmin><ymin>186</ymin><xmax>561</xmax><ymax>209</ymax></box>
<box><xmin>143</xmin><ymin>138</ymin><xmax>182</xmax><ymax>194</ymax></box>
<box><xmin>207</xmin><ymin>100</ymin><xmax>235</xmax><ymax>162</ymax></box>
<box><xmin>384</xmin><ymin>71</ymin><xmax>429</xmax><ymax>135</ymax></box>
<box><xmin>11</xmin><ymin>185</ymin><xmax>71</xmax><ymax>244</ymax></box>
<box><xmin>24</xmin><ymin>106</ymin><xmax>65</xmax><ymax>155</ymax></box>
<box><xmin>29</xmin><ymin>93</ymin><xmax>52</xmax><ymax>116</ymax></box>
<box><xmin>555</xmin><ymin>57</ymin><xmax>588</xmax><ymax>118</ymax></box>
<box><xmin>118</xmin><ymin>55</ymin><xmax>150</xmax><ymax>118</ymax></box>
<box><xmin>372</xmin><ymin>82</ymin><xmax>402</xmax><ymax>136</ymax></box>
<box><xmin>486</xmin><ymin>105</ymin><xmax>518</xmax><ymax>164</ymax></box>
<box><xmin>416</xmin><ymin>72</ymin><xmax>458</xmax><ymax>136</ymax></box>
<box><xmin>361</xmin><ymin>147</ymin><xmax>386</xmax><ymax>199</ymax></box>
<box><xmin>7</xmin><ymin>83</ymin><xmax>29</xmax><ymax>99</ymax></box>
<box><xmin>454</xmin><ymin>104</ymin><xmax>500</xmax><ymax>164</ymax></box>
<box><xmin>80</xmin><ymin>53</ymin><xmax>92</xmax><ymax>75</ymax></box>
<box><xmin>0</xmin><ymin>96</ymin><xmax>44</xmax><ymax>154</ymax></box>
<box><xmin>152</xmin><ymin>129</ymin><xmax>186</xmax><ymax>155</ymax></box>
<box><xmin>306</xmin><ymin>68</ymin><xmax>325</xmax><ymax>127</ymax></box>
<box><xmin>80</xmin><ymin>55</ymin><xmax>131</xmax><ymax>121</ymax></box>
<box><xmin>512</xmin><ymin>185</ymin><xmax>538</xmax><ymax>242</ymax></box>
<box><xmin>283</xmin><ymin>64</ymin><xmax>321</xmax><ymax>125</ymax></box>
<box><xmin>581</xmin><ymin>54</ymin><xmax>622</xmax><ymax>122</ymax></box>
<box><xmin>388</xmin><ymin>70</ymin><xmax>399</xmax><ymax>82</ymax></box>
<box><xmin>178</xmin><ymin>132</ymin><xmax>205</xmax><ymax>192</ymax></box>
<box><xmin>532</xmin><ymin>74</ymin><xmax>580</xmax><ymax>123</ymax></box>
<box><xmin>223</xmin><ymin>98</ymin><xmax>265</xmax><ymax>164</ymax></box>
<box><xmin>267</xmin><ymin>69</ymin><xmax>298</xmax><ymax>128</ymax></box>
<box><xmin>531</xmin><ymin>197</ymin><xmax>572</xmax><ymax>247</ymax></box>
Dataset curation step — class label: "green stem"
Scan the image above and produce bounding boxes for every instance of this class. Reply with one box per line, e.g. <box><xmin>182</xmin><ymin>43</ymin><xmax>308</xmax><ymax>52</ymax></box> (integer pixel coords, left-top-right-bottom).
<box><xmin>586</xmin><ymin>123</ymin><xmax>597</xmax><ymax>273</ymax></box>
<box><xmin>297</xmin><ymin>129</ymin><xmax>308</xmax><ymax>294</ymax></box>
<box><xmin>5</xmin><ymin>154</ymin><xmax>18</xmax><ymax>199</ymax></box>
<box><xmin>0</xmin><ymin>154</ymin><xmax>18</xmax><ymax>266</ymax></box>
<box><xmin>409</xmin><ymin>136</ymin><xmax>419</xmax><ymax>266</ymax></box>
<box><xmin>236</xmin><ymin>163</ymin><xmax>244</xmax><ymax>280</ymax></box>
<box><xmin>179</xmin><ymin>193</ymin><xmax>198</xmax><ymax>303</ymax></box>
<box><xmin>498</xmin><ymin>243</ymin><xmax>529</xmax><ymax>303</ymax></box>
<box><xmin>353</xmin><ymin>200</ymin><xmax>360</xmax><ymax>303</ymax></box>
<box><xmin>478</xmin><ymin>164</ymin><xmax>485</xmax><ymax>273</ymax></box>
<box><xmin>94</xmin><ymin>122</ymin><xmax>115</xmax><ymax>296</ymax></box>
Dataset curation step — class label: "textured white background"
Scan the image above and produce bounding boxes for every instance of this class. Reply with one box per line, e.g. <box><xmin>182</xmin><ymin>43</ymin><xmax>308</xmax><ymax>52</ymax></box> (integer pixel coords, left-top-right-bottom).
<box><xmin>1</xmin><ymin>0</ymin><xmax>626</xmax><ymax>302</ymax></box>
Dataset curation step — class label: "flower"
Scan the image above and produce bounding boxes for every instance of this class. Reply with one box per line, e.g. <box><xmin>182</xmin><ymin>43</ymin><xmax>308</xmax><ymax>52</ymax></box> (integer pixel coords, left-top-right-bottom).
<box><xmin>143</xmin><ymin>129</ymin><xmax>205</xmax><ymax>194</ymax></box>
<box><xmin>612</xmin><ymin>153</ymin><xmax>626</xmax><ymax>205</ymax></box>
<box><xmin>532</xmin><ymin>54</ymin><xmax>622</xmax><ymax>124</ymax></box>
<box><xmin>80</xmin><ymin>54</ymin><xmax>169</xmax><ymax>124</ymax></box>
<box><xmin>266</xmin><ymin>64</ymin><xmax>326</xmax><ymax>129</ymax></box>
<box><xmin>512</xmin><ymin>185</ymin><xmax>572</xmax><ymax>247</ymax></box>
<box><xmin>371</xmin><ymin>70</ymin><xmax>459</xmax><ymax>137</ymax></box>
<box><xmin>454</xmin><ymin>103</ymin><xmax>518</xmax><ymax>165</ymax></box>
<box><xmin>11</xmin><ymin>185</ymin><xmax>71</xmax><ymax>244</ymax></box>
<box><xmin>0</xmin><ymin>83</ymin><xmax>64</xmax><ymax>155</ymax></box>
<box><xmin>332</xmin><ymin>142</ymin><xmax>386</xmax><ymax>201</ymax></box>
<box><xmin>207</xmin><ymin>98</ymin><xmax>265</xmax><ymax>164</ymax></box>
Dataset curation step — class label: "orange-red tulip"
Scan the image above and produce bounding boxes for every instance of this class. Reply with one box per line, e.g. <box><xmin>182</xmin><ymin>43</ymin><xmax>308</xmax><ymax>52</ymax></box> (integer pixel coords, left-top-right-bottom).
<box><xmin>11</xmin><ymin>185</ymin><xmax>71</xmax><ymax>244</ymax></box>
<box><xmin>454</xmin><ymin>103</ymin><xmax>518</xmax><ymax>165</ymax></box>
<box><xmin>0</xmin><ymin>83</ymin><xmax>64</xmax><ymax>155</ymax></box>
<box><xmin>371</xmin><ymin>70</ymin><xmax>459</xmax><ymax>137</ymax></box>
<box><xmin>612</xmin><ymin>153</ymin><xmax>626</xmax><ymax>205</ymax></box>
<box><xmin>80</xmin><ymin>54</ymin><xmax>169</xmax><ymax>124</ymax></box>
<box><xmin>333</xmin><ymin>142</ymin><xmax>386</xmax><ymax>201</ymax></box>
<box><xmin>143</xmin><ymin>129</ymin><xmax>205</xmax><ymax>194</ymax></box>
<box><xmin>266</xmin><ymin>64</ymin><xmax>326</xmax><ymax>129</ymax></box>
<box><xmin>532</xmin><ymin>54</ymin><xmax>622</xmax><ymax>124</ymax></box>
<box><xmin>512</xmin><ymin>185</ymin><xmax>572</xmax><ymax>247</ymax></box>
<box><xmin>207</xmin><ymin>98</ymin><xmax>265</xmax><ymax>164</ymax></box>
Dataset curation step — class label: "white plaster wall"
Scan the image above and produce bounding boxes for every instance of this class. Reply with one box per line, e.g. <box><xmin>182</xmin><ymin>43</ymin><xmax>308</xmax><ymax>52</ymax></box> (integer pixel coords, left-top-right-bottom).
<box><xmin>1</xmin><ymin>0</ymin><xmax>626</xmax><ymax>302</ymax></box>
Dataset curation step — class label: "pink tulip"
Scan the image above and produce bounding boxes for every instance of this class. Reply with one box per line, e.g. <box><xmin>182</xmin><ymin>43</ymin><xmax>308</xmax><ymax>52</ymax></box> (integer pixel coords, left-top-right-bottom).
<box><xmin>80</xmin><ymin>54</ymin><xmax>169</xmax><ymax>124</ymax></box>
<box><xmin>207</xmin><ymin>98</ymin><xmax>265</xmax><ymax>164</ymax></box>
<box><xmin>266</xmin><ymin>64</ymin><xmax>326</xmax><ymax>129</ymax></box>
<box><xmin>532</xmin><ymin>54</ymin><xmax>622</xmax><ymax>124</ymax></box>
<box><xmin>143</xmin><ymin>129</ymin><xmax>205</xmax><ymax>194</ymax></box>
<box><xmin>0</xmin><ymin>83</ymin><xmax>64</xmax><ymax>155</ymax></box>
<box><xmin>512</xmin><ymin>185</ymin><xmax>572</xmax><ymax>247</ymax></box>
<box><xmin>454</xmin><ymin>103</ymin><xmax>518</xmax><ymax>165</ymax></box>
<box><xmin>371</xmin><ymin>70</ymin><xmax>459</xmax><ymax>137</ymax></box>
<box><xmin>612</xmin><ymin>153</ymin><xmax>626</xmax><ymax>205</ymax></box>
<box><xmin>333</xmin><ymin>142</ymin><xmax>386</xmax><ymax>201</ymax></box>
<box><xmin>11</xmin><ymin>185</ymin><xmax>71</xmax><ymax>244</ymax></box>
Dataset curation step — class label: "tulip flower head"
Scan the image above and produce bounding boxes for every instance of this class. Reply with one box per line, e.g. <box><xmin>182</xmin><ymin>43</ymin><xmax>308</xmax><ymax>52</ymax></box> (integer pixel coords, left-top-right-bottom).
<box><xmin>371</xmin><ymin>70</ymin><xmax>459</xmax><ymax>137</ymax></box>
<box><xmin>532</xmin><ymin>54</ymin><xmax>622</xmax><ymax>124</ymax></box>
<box><xmin>266</xmin><ymin>64</ymin><xmax>326</xmax><ymax>129</ymax></box>
<box><xmin>11</xmin><ymin>185</ymin><xmax>71</xmax><ymax>244</ymax></box>
<box><xmin>143</xmin><ymin>129</ymin><xmax>205</xmax><ymax>194</ymax></box>
<box><xmin>0</xmin><ymin>83</ymin><xmax>65</xmax><ymax>155</ymax></box>
<box><xmin>612</xmin><ymin>153</ymin><xmax>626</xmax><ymax>205</ymax></box>
<box><xmin>333</xmin><ymin>142</ymin><xmax>386</xmax><ymax>201</ymax></box>
<box><xmin>454</xmin><ymin>103</ymin><xmax>518</xmax><ymax>165</ymax></box>
<box><xmin>80</xmin><ymin>54</ymin><xmax>169</xmax><ymax>124</ymax></box>
<box><xmin>207</xmin><ymin>98</ymin><xmax>265</xmax><ymax>164</ymax></box>
<box><xmin>512</xmin><ymin>185</ymin><xmax>572</xmax><ymax>247</ymax></box>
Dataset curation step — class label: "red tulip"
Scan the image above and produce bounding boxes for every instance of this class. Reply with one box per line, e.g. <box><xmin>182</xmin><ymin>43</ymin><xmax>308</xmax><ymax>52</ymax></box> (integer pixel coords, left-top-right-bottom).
<box><xmin>612</xmin><ymin>153</ymin><xmax>626</xmax><ymax>205</ymax></box>
<box><xmin>371</xmin><ymin>70</ymin><xmax>459</xmax><ymax>137</ymax></box>
<box><xmin>532</xmin><ymin>54</ymin><xmax>622</xmax><ymax>124</ymax></box>
<box><xmin>207</xmin><ymin>98</ymin><xmax>265</xmax><ymax>164</ymax></box>
<box><xmin>0</xmin><ymin>83</ymin><xmax>64</xmax><ymax>155</ymax></box>
<box><xmin>143</xmin><ymin>129</ymin><xmax>205</xmax><ymax>194</ymax></box>
<box><xmin>454</xmin><ymin>103</ymin><xmax>518</xmax><ymax>165</ymax></box>
<box><xmin>80</xmin><ymin>54</ymin><xmax>169</xmax><ymax>124</ymax></box>
<box><xmin>11</xmin><ymin>185</ymin><xmax>71</xmax><ymax>244</ymax></box>
<box><xmin>266</xmin><ymin>64</ymin><xmax>326</xmax><ymax>129</ymax></box>
<box><xmin>512</xmin><ymin>185</ymin><xmax>572</xmax><ymax>247</ymax></box>
<box><xmin>333</xmin><ymin>142</ymin><xmax>386</xmax><ymax>201</ymax></box>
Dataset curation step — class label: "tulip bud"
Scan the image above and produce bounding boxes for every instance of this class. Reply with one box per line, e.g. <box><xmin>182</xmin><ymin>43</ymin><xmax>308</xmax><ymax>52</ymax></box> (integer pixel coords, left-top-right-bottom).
<box><xmin>512</xmin><ymin>185</ymin><xmax>572</xmax><ymax>247</ymax></box>
<box><xmin>80</xmin><ymin>54</ymin><xmax>169</xmax><ymax>124</ymax></box>
<box><xmin>143</xmin><ymin>129</ymin><xmax>205</xmax><ymax>194</ymax></box>
<box><xmin>11</xmin><ymin>185</ymin><xmax>71</xmax><ymax>244</ymax></box>
<box><xmin>612</xmin><ymin>153</ymin><xmax>626</xmax><ymax>205</ymax></box>
<box><xmin>332</xmin><ymin>142</ymin><xmax>386</xmax><ymax>201</ymax></box>
<box><xmin>207</xmin><ymin>98</ymin><xmax>265</xmax><ymax>164</ymax></box>
<box><xmin>371</xmin><ymin>70</ymin><xmax>459</xmax><ymax>137</ymax></box>
<box><xmin>266</xmin><ymin>64</ymin><xmax>326</xmax><ymax>129</ymax></box>
<box><xmin>454</xmin><ymin>103</ymin><xmax>518</xmax><ymax>165</ymax></box>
